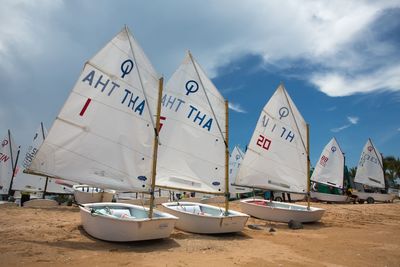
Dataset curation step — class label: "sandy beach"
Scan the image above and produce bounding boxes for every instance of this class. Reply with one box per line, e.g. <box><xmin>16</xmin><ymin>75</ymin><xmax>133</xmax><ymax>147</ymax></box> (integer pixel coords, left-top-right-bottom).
<box><xmin>1</xmin><ymin>200</ymin><xmax>400</xmax><ymax>267</ymax></box>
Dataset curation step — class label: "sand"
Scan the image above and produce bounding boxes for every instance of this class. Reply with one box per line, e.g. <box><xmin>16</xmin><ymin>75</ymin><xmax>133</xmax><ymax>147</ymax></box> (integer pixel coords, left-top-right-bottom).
<box><xmin>1</xmin><ymin>200</ymin><xmax>400</xmax><ymax>267</ymax></box>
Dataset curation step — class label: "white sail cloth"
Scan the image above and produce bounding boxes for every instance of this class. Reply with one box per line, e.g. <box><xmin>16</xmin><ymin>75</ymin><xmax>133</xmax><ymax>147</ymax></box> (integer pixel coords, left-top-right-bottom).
<box><xmin>310</xmin><ymin>137</ymin><xmax>344</xmax><ymax>188</ymax></box>
<box><xmin>354</xmin><ymin>139</ymin><xmax>385</xmax><ymax>189</ymax></box>
<box><xmin>229</xmin><ymin>146</ymin><xmax>251</xmax><ymax>194</ymax></box>
<box><xmin>26</xmin><ymin>27</ymin><xmax>160</xmax><ymax>191</ymax></box>
<box><xmin>0</xmin><ymin>132</ymin><xmax>18</xmax><ymax>195</ymax></box>
<box><xmin>156</xmin><ymin>52</ymin><xmax>226</xmax><ymax>194</ymax></box>
<box><xmin>235</xmin><ymin>84</ymin><xmax>308</xmax><ymax>193</ymax></box>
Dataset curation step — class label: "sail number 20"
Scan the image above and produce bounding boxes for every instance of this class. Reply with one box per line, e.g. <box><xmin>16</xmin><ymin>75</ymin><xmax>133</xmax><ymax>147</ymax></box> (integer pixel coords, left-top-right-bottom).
<box><xmin>256</xmin><ymin>135</ymin><xmax>271</xmax><ymax>150</ymax></box>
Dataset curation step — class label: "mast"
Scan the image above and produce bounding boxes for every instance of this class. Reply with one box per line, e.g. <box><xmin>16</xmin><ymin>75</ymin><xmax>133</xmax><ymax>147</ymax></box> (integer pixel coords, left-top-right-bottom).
<box><xmin>7</xmin><ymin>130</ymin><xmax>20</xmax><ymax>198</ymax></box>
<box><xmin>7</xmin><ymin>130</ymin><xmax>14</xmax><ymax>175</ymax></box>
<box><xmin>149</xmin><ymin>77</ymin><xmax>164</xmax><ymax>219</ymax></box>
<box><xmin>40</xmin><ymin>122</ymin><xmax>49</xmax><ymax>199</ymax></box>
<box><xmin>306</xmin><ymin>124</ymin><xmax>310</xmax><ymax>210</ymax></box>
<box><xmin>343</xmin><ymin>151</ymin><xmax>346</xmax><ymax>195</ymax></box>
<box><xmin>224</xmin><ymin>100</ymin><xmax>229</xmax><ymax>215</ymax></box>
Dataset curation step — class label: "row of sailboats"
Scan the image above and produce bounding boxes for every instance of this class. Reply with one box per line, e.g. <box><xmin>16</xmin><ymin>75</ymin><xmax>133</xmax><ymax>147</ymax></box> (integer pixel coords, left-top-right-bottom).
<box><xmin>23</xmin><ymin>26</ymin><xmax>250</xmax><ymax>241</ymax></box>
<box><xmin>22</xmin><ymin>26</ymin><xmax>321</xmax><ymax>241</ymax></box>
<box><xmin>13</xmin><ymin>25</ymin><xmax>392</xmax><ymax>241</ymax></box>
<box><xmin>309</xmin><ymin>137</ymin><xmax>394</xmax><ymax>204</ymax></box>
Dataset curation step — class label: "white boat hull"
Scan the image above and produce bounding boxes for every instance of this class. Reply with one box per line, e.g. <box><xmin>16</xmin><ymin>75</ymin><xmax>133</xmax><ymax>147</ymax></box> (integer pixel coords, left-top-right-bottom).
<box><xmin>240</xmin><ymin>199</ymin><xmax>324</xmax><ymax>223</ymax></box>
<box><xmin>79</xmin><ymin>202</ymin><xmax>178</xmax><ymax>242</ymax></box>
<box><xmin>161</xmin><ymin>202</ymin><xmax>249</xmax><ymax>234</ymax></box>
<box><xmin>23</xmin><ymin>199</ymin><xmax>59</xmax><ymax>207</ymax></box>
<box><xmin>352</xmin><ymin>192</ymin><xmax>394</xmax><ymax>203</ymax></box>
<box><xmin>73</xmin><ymin>185</ymin><xmax>115</xmax><ymax>204</ymax></box>
<box><xmin>310</xmin><ymin>191</ymin><xmax>350</xmax><ymax>203</ymax></box>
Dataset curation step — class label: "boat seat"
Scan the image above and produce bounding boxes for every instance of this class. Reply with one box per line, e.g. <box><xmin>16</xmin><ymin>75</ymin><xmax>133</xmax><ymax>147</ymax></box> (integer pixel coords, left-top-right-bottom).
<box><xmin>110</xmin><ymin>209</ymin><xmax>133</xmax><ymax>218</ymax></box>
<box><xmin>177</xmin><ymin>205</ymin><xmax>212</xmax><ymax>216</ymax></box>
<box><xmin>94</xmin><ymin>208</ymin><xmax>136</xmax><ymax>219</ymax></box>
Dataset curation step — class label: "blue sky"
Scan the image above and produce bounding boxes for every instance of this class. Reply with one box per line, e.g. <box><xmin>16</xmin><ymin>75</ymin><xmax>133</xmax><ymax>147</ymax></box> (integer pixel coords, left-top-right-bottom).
<box><xmin>0</xmin><ymin>0</ymin><xmax>399</xmax><ymax>168</ymax></box>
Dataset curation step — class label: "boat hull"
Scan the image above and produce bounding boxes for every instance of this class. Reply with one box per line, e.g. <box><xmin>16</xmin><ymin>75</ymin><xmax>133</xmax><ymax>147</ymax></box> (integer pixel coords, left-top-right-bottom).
<box><xmin>240</xmin><ymin>199</ymin><xmax>325</xmax><ymax>223</ymax></box>
<box><xmin>79</xmin><ymin>202</ymin><xmax>178</xmax><ymax>242</ymax></box>
<box><xmin>73</xmin><ymin>185</ymin><xmax>115</xmax><ymax>204</ymax></box>
<box><xmin>352</xmin><ymin>192</ymin><xmax>394</xmax><ymax>203</ymax></box>
<box><xmin>161</xmin><ymin>202</ymin><xmax>249</xmax><ymax>234</ymax></box>
<box><xmin>310</xmin><ymin>191</ymin><xmax>350</xmax><ymax>203</ymax></box>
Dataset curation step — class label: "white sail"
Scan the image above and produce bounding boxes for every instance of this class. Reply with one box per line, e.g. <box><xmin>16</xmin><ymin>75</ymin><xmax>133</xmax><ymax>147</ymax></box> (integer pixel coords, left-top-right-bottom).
<box><xmin>235</xmin><ymin>84</ymin><xmax>308</xmax><ymax>193</ymax></box>
<box><xmin>156</xmin><ymin>52</ymin><xmax>226</xmax><ymax>194</ymax></box>
<box><xmin>13</xmin><ymin>124</ymin><xmax>74</xmax><ymax>194</ymax></box>
<box><xmin>354</xmin><ymin>139</ymin><xmax>384</xmax><ymax>189</ymax></box>
<box><xmin>0</xmin><ymin>132</ymin><xmax>18</xmax><ymax>195</ymax></box>
<box><xmin>26</xmin><ymin>27</ymin><xmax>160</xmax><ymax>191</ymax></box>
<box><xmin>229</xmin><ymin>146</ymin><xmax>251</xmax><ymax>194</ymax></box>
<box><xmin>310</xmin><ymin>137</ymin><xmax>344</xmax><ymax>188</ymax></box>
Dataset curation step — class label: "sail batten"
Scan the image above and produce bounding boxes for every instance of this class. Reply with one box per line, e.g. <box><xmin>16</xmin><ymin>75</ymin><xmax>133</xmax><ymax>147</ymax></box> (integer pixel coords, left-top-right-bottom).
<box><xmin>235</xmin><ymin>84</ymin><xmax>308</xmax><ymax>193</ymax></box>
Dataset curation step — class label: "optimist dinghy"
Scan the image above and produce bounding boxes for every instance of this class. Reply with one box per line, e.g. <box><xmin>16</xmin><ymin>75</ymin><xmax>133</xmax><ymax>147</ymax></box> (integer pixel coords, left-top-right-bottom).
<box><xmin>235</xmin><ymin>84</ymin><xmax>325</xmax><ymax>223</ymax></box>
<box><xmin>80</xmin><ymin>202</ymin><xmax>177</xmax><ymax>242</ymax></box>
<box><xmin>156</xmin><ymin>52</ymin><xmax>249</xmax><ymax>233</ymax></box>
<box><xmin>310</xmin><ymin>138</ymin><xmax>350</xmax><ymax>203</ymax></box>
<box><xmin>352</xmin><ymin>139</ymin><xmax>395</xmax><ymax>204</ymax></box>
<box><xmin>25</xmin><ymin>26</ymin><xmax>178</xmax><ymax>241</ymax></box>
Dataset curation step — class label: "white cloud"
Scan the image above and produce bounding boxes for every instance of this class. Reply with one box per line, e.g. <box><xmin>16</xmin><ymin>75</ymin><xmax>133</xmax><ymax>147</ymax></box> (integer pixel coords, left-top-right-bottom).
<box><xmin>331</xmin><ymin>124</ymin><xmax>351</xmax><ymax>133</ymax></box>
<box><xmin>1</xmin><ymin>0</ymin><xmax>398</xmax><ymax>86</ymax></box>
<box><xmin>311</xmin><ymin>65</ymin><xmax>400</xmax><ymax>97</ymax></box>
<box><xmin>347</xmin><ymin>116</ymin><xmax>359</xmax><ymax>124</ymax></box>
<box><xmin>331</xmin><ymin>115</ymin><xmax>359</xmax><ymax>132</ymax></box>
<box><xmin>228</xmin><ymin>102</ymin><xmax>247</xmax><ymax>113</ymax></box>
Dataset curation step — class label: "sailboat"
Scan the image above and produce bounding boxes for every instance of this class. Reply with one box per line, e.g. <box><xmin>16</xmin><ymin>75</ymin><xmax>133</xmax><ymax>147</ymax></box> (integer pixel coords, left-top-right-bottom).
<box><xmin>310</xmin><ymin>137</ymin><xmax>350</xmax><ymax>203</ymax></box>
<box><xmin>0</xmin><ymin>130</ymin><xmax>19</xmax><ymax>204</ymax></box>
<box><xmin>13</xmin><ymin>123</ymin><xmax>67</xmax><ymax>207</ymax></box>
<box><xmin>156</xmin><ymin>51</ymin><xmax>249</xmax><ymax>234</ymax></box>
<box><xmin>25</xmin><ymin>26</ymin><xmax>178</xmax><ymax>241</ymax></box>
<box><xmin>352</xmin><ymin>139</ymin><xmax>394</xmax><ymax>204</ymax></box>
<box><xmin>235</xmin><ymin>84</ymin><xmax>325</xmax><ymax>223</ymax></box>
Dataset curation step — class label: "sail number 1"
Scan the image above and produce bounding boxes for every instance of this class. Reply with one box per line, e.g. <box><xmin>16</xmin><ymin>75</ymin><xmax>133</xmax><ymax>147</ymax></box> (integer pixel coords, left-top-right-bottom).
<box><xmin>256</xmin><ymin>135</ymin><xmax>271</xmax><ymax>150</ymax></box>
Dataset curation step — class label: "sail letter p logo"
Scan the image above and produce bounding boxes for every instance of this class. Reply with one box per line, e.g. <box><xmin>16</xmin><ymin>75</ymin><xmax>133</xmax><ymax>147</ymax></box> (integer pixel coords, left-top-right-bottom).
<box><xmin>1</xmin><ymin>140</ymin><xmax>8</xmax><ymax>148</ymax></box>
<box><xmin>278</xmin><ymin>107</ymin><xmax>289</xmax><ymax>119</ymax></box>
<box><xmin>121</xmin><ymin>59</ymin><xmax>134</xmax><ymax>78</ymax></box>
<box><xmin>185</xmin><ymin>80</ymin><xmax>199</xmax><ymax>96</ymax></box>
